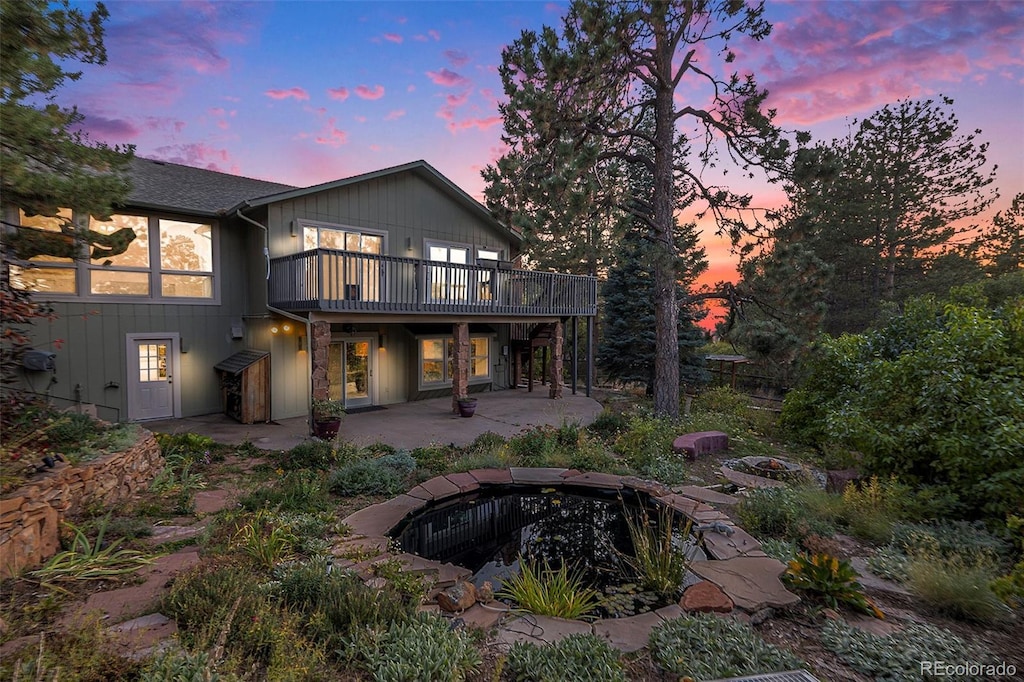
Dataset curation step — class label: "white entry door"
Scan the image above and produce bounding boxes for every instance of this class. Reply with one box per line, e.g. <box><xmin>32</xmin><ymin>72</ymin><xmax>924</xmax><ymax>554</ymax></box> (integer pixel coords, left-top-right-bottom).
<box><xmin>127</xmin><ymin>334</ymin><xmax>180</xmax><ymax>420</ymax></box>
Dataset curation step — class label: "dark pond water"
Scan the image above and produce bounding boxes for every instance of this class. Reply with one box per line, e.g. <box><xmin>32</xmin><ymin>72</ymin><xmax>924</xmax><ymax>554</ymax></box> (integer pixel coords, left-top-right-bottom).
<box><xmin>390</xmin><ymin>487</ymin><xmax>702</xmax><ymax>605</ymax></box>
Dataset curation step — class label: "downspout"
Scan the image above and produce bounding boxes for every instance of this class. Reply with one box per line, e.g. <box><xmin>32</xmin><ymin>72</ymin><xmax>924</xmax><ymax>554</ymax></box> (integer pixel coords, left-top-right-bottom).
<box><xmin>235</xmin><ymin>205</ymin><xmax>314</xmax><ymax>431</ymax></box>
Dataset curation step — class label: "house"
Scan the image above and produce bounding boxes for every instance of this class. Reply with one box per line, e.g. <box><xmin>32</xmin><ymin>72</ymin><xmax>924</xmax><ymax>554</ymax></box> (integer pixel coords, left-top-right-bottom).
<box><xmin>6</xmin><ymin>158</ymin><xmax>598</xmax><ymax>424</ymax></box>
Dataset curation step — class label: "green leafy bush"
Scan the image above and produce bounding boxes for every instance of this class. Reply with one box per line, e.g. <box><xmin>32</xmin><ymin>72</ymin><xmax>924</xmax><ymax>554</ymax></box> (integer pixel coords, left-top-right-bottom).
<box><xmin>781</xmin><ymin>295</ymin><xmax>1024</xmax><ymax>520</ymax></box>
<box><xmin>410</xmin><ymin>443</ymin><xmax>455</xmax><ymax>473</ymax></box>
<box><xmin>587</xmin><ymin>409</ymin><xmax>630</xmax><ymax>442</ymax></box>
<box><xmin>275</xmin><ymin>440</ymin><xmax>338</xmax><ymax>470</ymax></box>
<box><xmin>140</xmin><ymin>648</ymin><xmax>233</xmax><ymax>681</ymax></box>
<box><xmin>783</xmin><ymin>553</ymin><xmax>883</xmax><ymax>618</ymax></box>
<box><xmin>649</xmin><ymin>613</ymin><xmax>803</xmax><ymax>679</ymax></box>
<box><xmin>506</xmin><ymin>633</ymin><xmax>626</xmax><ymax>682</ymax></box>
<box><xmin>359</xmin><ymin>613</ymin><xmax>481</xmax><ymax>682</ymax></box>
<box><xmin>736</xmin><ymin>486</ymin><xmax>838</xmax><ymax>542</ymax></box>
<box><xmin>612</xmin><ymin>414</ymin><xmax>677</xmax><ymax>471</ymax></box>
<box><xmin>327</xmin><ymin>454</ymin><xmax>414</xmax><ymax>496</ymax></box>
<box><xmin>498</xmin><ymin>557</ymin><xmax>602</xmax><ymax>620</ymax></box>
<box><xmin>821</xmin><ymin>620</ymin><xmax>998</xmax><ymax>681</ymax></box>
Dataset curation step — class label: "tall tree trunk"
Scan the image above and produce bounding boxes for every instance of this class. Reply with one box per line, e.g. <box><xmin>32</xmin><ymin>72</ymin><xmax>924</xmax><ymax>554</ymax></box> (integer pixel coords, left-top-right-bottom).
<box><xmin>651</xmin><ymin>7</ymin><xmax>679</xmax><ymax>419</ymax></box>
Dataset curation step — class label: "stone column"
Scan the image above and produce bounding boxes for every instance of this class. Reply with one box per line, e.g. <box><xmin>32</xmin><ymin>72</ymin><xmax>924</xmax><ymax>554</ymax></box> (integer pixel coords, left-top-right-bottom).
<box><xmin>549</xmin><ymin>319</ymin><xmax>563</xmax><ymax>399</ymax></box>
<box><xmin>451</xmin><ymin>322</ymin><xmax>470</xmax><ymax>413</ymax></box>
<box><xmin>311</xmin><ymin>320</ymin><xmax>331</xmax><ymax>400</ymax></box>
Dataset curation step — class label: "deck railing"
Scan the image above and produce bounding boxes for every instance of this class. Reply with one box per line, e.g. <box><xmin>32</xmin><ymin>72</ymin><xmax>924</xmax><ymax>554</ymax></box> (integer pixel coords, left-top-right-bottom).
<box><xmin>269</xmin><ymin>249</ymin><xmax>597</xmax><ymax>317</ymax></box>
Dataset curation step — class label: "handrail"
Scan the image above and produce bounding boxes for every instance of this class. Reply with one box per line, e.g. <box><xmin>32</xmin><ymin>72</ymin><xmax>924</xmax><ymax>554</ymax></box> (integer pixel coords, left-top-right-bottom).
<box><xmin>269</xmin><ymin>249</ymin><xmax>597</xmax><ymax>316</ymax></box>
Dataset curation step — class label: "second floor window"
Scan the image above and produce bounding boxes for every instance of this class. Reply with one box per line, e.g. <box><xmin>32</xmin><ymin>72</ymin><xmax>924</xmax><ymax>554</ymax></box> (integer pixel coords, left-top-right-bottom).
<box><xmin>10</xmin><ymin>210</ymin><xmax>216</xmax><ymax>301</ymax></box>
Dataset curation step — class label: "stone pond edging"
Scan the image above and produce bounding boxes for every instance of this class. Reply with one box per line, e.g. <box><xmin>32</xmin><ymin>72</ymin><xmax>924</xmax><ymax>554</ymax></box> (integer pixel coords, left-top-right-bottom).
<box><xmin>0</xmin><ymin>429</ymin><xmax>164</xmax><ymax>580</ymax></box>
<box><xmin>337</xmin><ymin>467</ymin><xmax>800</xmax><ymax>651</ymax></box>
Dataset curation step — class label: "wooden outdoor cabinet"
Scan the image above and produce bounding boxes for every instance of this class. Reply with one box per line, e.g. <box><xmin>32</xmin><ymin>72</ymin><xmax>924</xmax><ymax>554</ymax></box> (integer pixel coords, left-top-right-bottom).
<box><xmin>214</xmin><ymin>350</ymin><xmax>271</xmax><ymax>424</ymax></box>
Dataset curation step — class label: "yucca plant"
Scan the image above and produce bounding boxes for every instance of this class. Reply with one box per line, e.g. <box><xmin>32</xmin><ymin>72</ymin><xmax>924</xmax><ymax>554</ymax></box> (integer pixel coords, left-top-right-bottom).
<box><xmin>498</xmin><ymin>556</ymin><xmax>602</xmax><ymax>620</ymax></box>
<box><xmin>620</xmin><ymin>504</ymin><xmax>693</xmax><ymax>598</ymax></box>
<box><xmin>31</xmin><ymin>516</ymin><xmax>152</xmax><ymax>588</ymax></box>
<box><xmin>784</xmin><ymin>552</ymin><xmax>884</xmax><ymax>619</ymax></box>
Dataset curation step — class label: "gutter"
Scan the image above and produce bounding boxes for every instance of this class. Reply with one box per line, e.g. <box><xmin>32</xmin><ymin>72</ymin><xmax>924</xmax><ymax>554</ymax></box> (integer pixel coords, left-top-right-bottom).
<box><xmin>235</xmin><ymin>205</ymin><xmax>314</xmax><ymax>432</ymax></box>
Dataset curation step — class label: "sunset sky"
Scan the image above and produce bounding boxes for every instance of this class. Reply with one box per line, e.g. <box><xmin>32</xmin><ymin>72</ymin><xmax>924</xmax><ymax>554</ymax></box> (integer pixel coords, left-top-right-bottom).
<box><xmin>62</xmin><ymin>0</ymin><xmax>1024</xmax><ymax>300</ymax></box>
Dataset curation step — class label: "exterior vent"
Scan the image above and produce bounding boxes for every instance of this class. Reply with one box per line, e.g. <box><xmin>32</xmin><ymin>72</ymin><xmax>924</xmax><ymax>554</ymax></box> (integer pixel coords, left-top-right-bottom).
<box><xmin>709</xmin><ymin>672</ymin><xmax>820</xmax><ymax>682</ymax></box>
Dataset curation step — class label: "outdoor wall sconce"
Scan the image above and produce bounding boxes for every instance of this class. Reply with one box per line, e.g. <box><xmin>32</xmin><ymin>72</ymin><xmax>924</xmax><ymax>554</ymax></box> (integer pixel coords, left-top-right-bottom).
<box><xmin>379</xmin><ymin>334</ymin><xmax>386</xmax><ymax>350</ymax></box>
<box><xmin>297</xmin><ymin>334</ymin><xmax>307</xmax><ymax>352</ymax></box>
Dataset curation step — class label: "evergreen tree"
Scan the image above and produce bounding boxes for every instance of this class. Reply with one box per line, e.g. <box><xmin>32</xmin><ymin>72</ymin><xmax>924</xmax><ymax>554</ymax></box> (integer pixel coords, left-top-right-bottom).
<box><xmin>1</xmin><ymin>0</ymin><xmax>133</xmax><ymax>381</ymax></box>
<box><xmin>484</xmin><ymin>0</ymin><xmax>787</xmax><ymax>417</ymax></box>
<box><xmin>976</xmin><ymin>192</ymin><xmax>1024</xmax><ymax>276</ymax></box>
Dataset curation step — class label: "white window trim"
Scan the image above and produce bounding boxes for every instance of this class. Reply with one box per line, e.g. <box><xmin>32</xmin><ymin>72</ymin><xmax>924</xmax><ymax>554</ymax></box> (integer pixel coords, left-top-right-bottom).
<box><xmin>416</xmin><ymin>333</ymin><xmax>494</xmax><ymax>391</ymax></box>
<box><xmin>11</xmin><ymin>210</ymin><xmax>221</xmax><ymax>305</ymax></box>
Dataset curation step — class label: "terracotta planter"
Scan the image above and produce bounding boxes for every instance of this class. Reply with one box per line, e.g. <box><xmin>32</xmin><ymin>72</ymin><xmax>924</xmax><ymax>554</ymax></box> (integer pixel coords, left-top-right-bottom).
<box><xmin>457</xmin><ymin>399</ymin><xmax>477</xmax><ymax>418</ymax></box>
<box><xmin>313</xmin><ymin>418</ymin><xmax>342</xmax><ymax>439</ymax></box>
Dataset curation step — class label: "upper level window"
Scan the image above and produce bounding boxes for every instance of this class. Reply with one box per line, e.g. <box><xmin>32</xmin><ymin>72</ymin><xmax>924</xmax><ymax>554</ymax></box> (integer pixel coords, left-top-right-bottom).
<box><xmin>10</xmin><ymin>211</ymin><xmax>217</xmax><ymax>302</ymax></box>
<box><xmin>302</xmin><ymin>222</ymin><xmax>384</xmax><ymax>255</ymax></box>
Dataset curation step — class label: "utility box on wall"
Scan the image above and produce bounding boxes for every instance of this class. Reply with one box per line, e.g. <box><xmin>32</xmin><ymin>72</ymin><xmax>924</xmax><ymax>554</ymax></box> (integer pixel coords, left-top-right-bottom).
<box><xmin>214</xmin><ymin>350</ymin><xmax>271</xmax><ymax>424</ymax></box>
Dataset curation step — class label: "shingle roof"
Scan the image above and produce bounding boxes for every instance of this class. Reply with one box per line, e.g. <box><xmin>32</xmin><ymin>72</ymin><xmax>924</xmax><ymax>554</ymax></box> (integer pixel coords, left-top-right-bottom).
<box><xmin>125</xmin><ymin>157</ymin><xmax>296</xmax><ymax>216</ymax></box>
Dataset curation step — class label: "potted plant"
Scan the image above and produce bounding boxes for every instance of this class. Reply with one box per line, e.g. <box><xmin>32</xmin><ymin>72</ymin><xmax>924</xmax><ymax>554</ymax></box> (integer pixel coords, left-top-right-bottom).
<box><xmin>456</xmin><ymin>395</ymin><xmax>478</xmax><ymax>418</ymax></box>
<box><xmin>311</xmin><ymin>398</ymin><xmax>345</xmax><ymax>439</ymax></box>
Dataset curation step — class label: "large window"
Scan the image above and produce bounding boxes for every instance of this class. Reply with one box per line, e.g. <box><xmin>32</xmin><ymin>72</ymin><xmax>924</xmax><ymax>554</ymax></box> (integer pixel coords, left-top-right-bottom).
<box><xmin>418</xmin><ymin>335</ymin><xmax>491</xmax><ymax>388</ymax></box>
<box><xmin>10</xmin><ymin>210</ymin><xmax>216</xmax><ymax>301</ymax></box>
<box><xmin>302</xmin><ymin>220</ymin><xmax>385</xmax><ymax>301</ymax></box>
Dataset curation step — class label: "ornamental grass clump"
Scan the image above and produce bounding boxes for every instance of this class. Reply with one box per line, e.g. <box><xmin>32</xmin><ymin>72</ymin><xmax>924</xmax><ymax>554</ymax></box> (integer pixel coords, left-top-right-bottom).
<box><xmin>498</xmin><ymin>557</ymin><xmax>603</xmax><ymax>620</ymax></box>
<box><xmin>31</xmin><ymin>516</ymin><xmax>152</xmax><ymax>588</ymax></box>
<box><xmin>620</xmin><ymin>504</ymin><xmax>693</xmax><ymax>598</ymax></box>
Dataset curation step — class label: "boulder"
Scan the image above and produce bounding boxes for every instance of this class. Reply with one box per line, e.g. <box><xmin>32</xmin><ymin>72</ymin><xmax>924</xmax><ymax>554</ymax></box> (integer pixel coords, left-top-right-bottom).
<box><xmin>680</xmin><ymin>581</ymin><xmax>733</xmax><ymax>613</ymax></box>
<box><xmin>437</xmin><ymin>580</ymin><xmax>477</xmax><ymax>613</ymax></box>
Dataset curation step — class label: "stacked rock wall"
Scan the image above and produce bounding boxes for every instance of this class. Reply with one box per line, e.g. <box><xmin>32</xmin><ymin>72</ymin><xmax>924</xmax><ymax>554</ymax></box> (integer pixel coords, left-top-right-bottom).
<box><xmin>0</xmin><ymin>430</ymin><xmax>164</xmax><ymax>579</ymax></box>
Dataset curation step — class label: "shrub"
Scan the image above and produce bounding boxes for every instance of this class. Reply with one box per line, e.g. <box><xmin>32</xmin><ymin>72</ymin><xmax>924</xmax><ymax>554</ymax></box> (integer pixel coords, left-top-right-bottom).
<box><xmin>839</xmin><ymin>475</ymin><xmax>910</xmax><ymax>544</ymax></box>
<box><xmin>649</xmin><ymin>613</ymin><xmax>803</xmax><ymax>679</ymax></box>
<box><xmin>359</xmin><ymin>613</ymin><xmax>481</xmax><ymax>682</ymax></box>
<box><xmin>506</xmin><ymin>633</ymin><xmax>626</xmax><ymax>682</ymax></box>
<box><xmin>140</xmin><ymin>648</ymin><xmax>232</xmax><ymax>682</ymax></box>
<box><xmin>275</xmin><ymin>440</ymin><xmax>337</xmax><ymax>470</ymax></box>
<box><xmin>2</xmin><ymin>616</ymin><xmax>143</xmax><ymax>681</ymax></box>
<box><xmin>498</xmin><ymin>557</ymin><xmax>602</xmax><ymax>620</ymax></box>
<box><xmin>821</xmin><ymin>620</ymin><xmax>998</xmax><ymax>681</ymax></box>
<box><xmin>507</xmin><ymin>425</ymin><xmax>562</xmax><ymax>467</ymax></box>
<box><xmin>233</xmin><ymin>510</ymin><xmax>297</xmax><ymax>568</ymax></box>
<box><xmin>783</xmin><ymin>553</ymin><xmax>883</xmax><ymax>618</ymax></box>
<box><xmin>587</xmin><ymin>409</ymin><xmax>629</xmax><ymax>442</ymax></box>
<box><xmin>781</xmin><ymin>295</ymin><xmax>1024</xmax><ymax>520</ymax></box>
<box><xmin>328</xmin><ymin>456</ymin><xmax>410</xmax><ymax>496</ymax></box>
<box><xmin>410</xmin><ymin>443</ymin><xmax>454</xmax><ymax>473</ymax></box>
<box><xmin>736</xmin><ymin>486</ymin><xmax>838</xmax><ymax>542</ymax></box>
<box><xmin>612</xmin><ymin>414</ymin><xmax>677</xmax><ymax>471</ymax></box>
<box><xmin>163</xmin><ymin>560</ymin><xmax>258</xmax><ymax>641</ymax></box>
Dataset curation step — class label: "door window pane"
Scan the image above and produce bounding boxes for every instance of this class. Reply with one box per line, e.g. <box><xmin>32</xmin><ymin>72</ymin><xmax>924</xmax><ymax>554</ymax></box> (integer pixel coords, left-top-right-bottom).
<box><xmin>346</xmin><ymin>341</ymin><xmax>369</xmax><ymax>399</ymax></box>
<box><xmin>139</xmin><ymin>343</ymin><xmax>167</xmax><ymax>382</ymax></box>
<box><xmin>328</xmin><ymin>343</ymin><xmax>343</xmax><ymax>401</ymax></box>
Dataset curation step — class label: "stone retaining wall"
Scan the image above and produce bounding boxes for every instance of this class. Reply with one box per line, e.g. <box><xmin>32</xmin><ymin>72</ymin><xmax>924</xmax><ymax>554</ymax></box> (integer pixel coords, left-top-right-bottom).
<box><xmin>0</xmin><ymin>430</ymin><xmax>164</xmax><ymax>580</ymax></box>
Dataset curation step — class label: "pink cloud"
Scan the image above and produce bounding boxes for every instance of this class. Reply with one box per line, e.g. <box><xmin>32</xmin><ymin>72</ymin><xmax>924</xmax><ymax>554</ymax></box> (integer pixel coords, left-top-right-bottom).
<box><xmin>428</xmin><ymin>29</ymin><xmax>441</xmax><ymax>41</ymax></box>
<box><xmin>72</xmin><ymin>113</ymin><xmax>141</xmax><ymax>140</ymax></box>
<box><xmin>444</xmin><ymin>50</ymin><xmax>471</xmax><ymax>67</ymax></box>
<box><xmin>327</xmin><ymin>86</ymin><xmax>350</xmax><ymax>101</ymax></box>
<box><xmin>151</xmin><ymin>142</ymin><xmax>234</xmax><ymax>172</ymax></box>
<box><xmin>383</xmin><ymin>32</ymin><xmax>403</xmax><ymax>44</ymax></box>
<box><xmin>445</xmin><ymin>116</ymin><xmax>503</xmax><ymax>133</ymax></box>
<box><xmin>426</xmin><ymin>68</ymin><xmax>470</xmax><ymax>88</ymax></box>
<box><xmin>265</xmin><ymin>87</ymin><xmax>309</xmax><ymax>101</ymax></box>
<box><xmin>355</xmin><ymin>84</ymin><xmax>385</xmax><ymax>100</ymax></box>
<box><xmin>385</xmin><ymin>110</ymin><xmax>406</xmax><ymax>121</ymax></box>
<box><xmin>315</xmin><ymin>117</ymin><xmax>347</xmax><ymax>147</ymax></box>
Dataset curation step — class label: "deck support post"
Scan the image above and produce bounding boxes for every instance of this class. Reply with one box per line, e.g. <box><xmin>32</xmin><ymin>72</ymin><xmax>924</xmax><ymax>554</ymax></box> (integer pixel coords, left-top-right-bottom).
<box><xmin>451</xmin><ymin>322</ymin><xmax>470</xmax><ymax>413</ymax></box>
<box><xmin>549</xmin><ymin>319</ymin><xmax>563</xmax><ymax>399</ymax></box>
<box><xmin>310</xmin><ymin>320</ymin><xmax>331</xmax><ymax>401</ymax></box>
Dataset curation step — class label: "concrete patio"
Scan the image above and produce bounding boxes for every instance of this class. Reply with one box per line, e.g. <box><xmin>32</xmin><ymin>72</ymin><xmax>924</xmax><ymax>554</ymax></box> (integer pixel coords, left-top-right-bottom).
<box><xmin>145</xmin><ymin>388</ymin><xmax>604</xmax><ymax>451</ymax></box>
